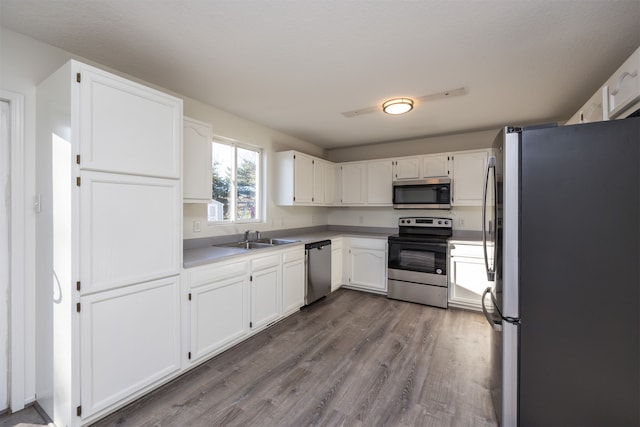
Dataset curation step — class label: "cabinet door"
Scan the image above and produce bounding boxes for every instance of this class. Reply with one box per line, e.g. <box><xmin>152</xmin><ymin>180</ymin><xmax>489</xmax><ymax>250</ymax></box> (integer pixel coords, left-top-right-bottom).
<box><xmin>183</xmin><ymin>117</ymin><xmax>213</xmax><ymax>202</ymax></box>
<box><xmin>449</xmin><ymin>255</ymin><xmax>491</xmax><ymax>311</ymax></box>
<box><xmin>331</xmin><ymin>239</ymin><xmax>343</xmax><ymax>291</ymax></box>
<box><xmin>340</xmin><ymin>162</ymin><xmax>366</xmax><ymax>204</ymax></box>
<box><xmin>251</xmin><ymin>265</ymin><xmax>280</xmax><ymax>330</ymax></box>
<box><xmin>294</xmin><ymin>153</ymin><xmax>314</xmax><ymax>204</ymax></box>
<box><xmin>78</xmin><ymin>64</ymin><xmax>182</xmax><ymax>178</ymax></box>
<box><xmin>190</xmin><ymin>274</ymin><xmax>248</xmax><ymax>362</ymax></box>
<box><xmin>282</xmin><ymin>258</ymin><xmax>305</xmax><ymax>316</ymax></box>
<box><xmin>325</xmin><ymin>163</ymin><xmax>336</xmax><ymax>205</ymax></box>
<box><xmin>423</xmin><ymin>154</ymin><xmax>450</xmax><ymax>177</ymax></box>
<box><xmin>346</xmin><ymin>238</ymin><xmax>387</xmax><ymax>292</ymax></box>
<box><xmin>367</xmin><ymin>160</ymin><xmax>393</xmax><ymax>205</ymax></box>
<box><xmin>393</xmin><ymin>157</ymin><xmax>421</xmax><ymax>180</ymax></box>
<box><xmin>451</xmin><ymin>150</ymin><xmax>488</xmax><ymax>206</ymax></box>
<box><xmin>606</xmin><ymin>46</ymin><xmax>640</xmax><ymax>118</ymax></box>
<box><xmin>313</xmin><ymin>159</ymin><xmax>325</xmax><ymax>204</ymax></box>
<box><xmin>80</xmin><ymin>171</ymin><xmax>181</xmax><ymax>294</ymax></box>
<box><xmin>80</xmin><ymin>277</ymin><xmax>181</xmax><ymax>418</ymax></box>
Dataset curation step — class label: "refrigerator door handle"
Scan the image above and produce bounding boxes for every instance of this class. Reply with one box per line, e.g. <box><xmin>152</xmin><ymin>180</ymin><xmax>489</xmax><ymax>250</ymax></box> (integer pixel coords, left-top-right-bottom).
<box><xmin>482</xmin><ymin>156</ymin><xmax>497</xmax><ymax>281</ymax></box>
<box><xmin>482</xmin><ymin>287</ymin><xmax>502</xmax><ymax>332</ymax></box>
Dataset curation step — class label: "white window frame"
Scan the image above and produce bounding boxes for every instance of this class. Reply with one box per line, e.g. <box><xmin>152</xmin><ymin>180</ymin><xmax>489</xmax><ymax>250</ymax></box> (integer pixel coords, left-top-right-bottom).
<box><xmin>208</xmin><ymin>136</ymin><xmax>263</xmax><ymax>224</ymax></box>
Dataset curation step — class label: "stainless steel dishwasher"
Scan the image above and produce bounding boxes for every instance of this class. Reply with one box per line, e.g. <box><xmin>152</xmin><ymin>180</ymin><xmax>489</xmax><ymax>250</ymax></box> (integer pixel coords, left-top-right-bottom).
<box><xmin>305</xmin><ymin>240</ymin><xmax>332</xmax><ymax>305</ymax></box>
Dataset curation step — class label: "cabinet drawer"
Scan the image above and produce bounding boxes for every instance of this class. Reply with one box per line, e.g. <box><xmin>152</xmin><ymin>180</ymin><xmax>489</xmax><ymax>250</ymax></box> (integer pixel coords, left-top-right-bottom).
<box><xmin>282</xmin><ymin>247</ymin><xmax>304</xmax><ymax>263</ymax></box>
<box><xmin>348</xmin><ymin>237</ymin><xmax>387</xmax><ymax>251</ymax></box>
<box><xmin>606</xmin><ymin>47</ymin><xmax>640</xmax><ymax>118</ymax></box>
<box><xmin>449</xmin><ymin>243</ymin><xmax>484</xmax><ymax>258</ymax></box>
<box><xmin>251</xmin><ymin>253</ymin><xmax>280</xmax><ymax>271</ymax></box>
<box><xmin>189</xmin><ymin>259</ymin><xmax>248</xmax><ymax>288</ymax></box>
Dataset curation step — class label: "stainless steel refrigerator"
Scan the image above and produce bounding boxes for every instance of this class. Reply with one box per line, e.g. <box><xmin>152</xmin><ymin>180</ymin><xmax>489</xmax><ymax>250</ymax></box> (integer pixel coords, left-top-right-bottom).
<box><xmin>481</xmin><ymin>117</ymin><xmax>640</xmax><ymax>426</ymax></box>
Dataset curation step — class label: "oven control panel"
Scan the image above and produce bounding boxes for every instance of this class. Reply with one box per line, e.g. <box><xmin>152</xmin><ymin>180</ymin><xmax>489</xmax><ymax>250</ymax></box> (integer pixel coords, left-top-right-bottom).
<box><xmin>398</xmin><ymin>217</ymin><xmax>451</xmax><ymax>228</ymax></box>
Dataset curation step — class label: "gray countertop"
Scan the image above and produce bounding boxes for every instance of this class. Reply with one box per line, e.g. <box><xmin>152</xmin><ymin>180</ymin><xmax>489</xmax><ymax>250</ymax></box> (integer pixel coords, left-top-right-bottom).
<box><xmin>183</xmin><ymin>228</ymin><xmax>392</xmax><ymax>269</ymax></box>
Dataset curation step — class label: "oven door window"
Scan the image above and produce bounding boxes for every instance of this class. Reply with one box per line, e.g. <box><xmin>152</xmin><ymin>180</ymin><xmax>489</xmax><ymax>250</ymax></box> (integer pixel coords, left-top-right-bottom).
<box><xmin>388</xmin><ymin>241</ymin><xmax>447</xmax><ymax>275</ymax></box>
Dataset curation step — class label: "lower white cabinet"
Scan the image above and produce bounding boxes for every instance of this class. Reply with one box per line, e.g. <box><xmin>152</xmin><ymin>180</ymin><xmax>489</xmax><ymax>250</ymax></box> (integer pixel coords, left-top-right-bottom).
<box><xmin>448</xmin><ymin>242</ymin><xmax>491</xmax><ymax>311</ymax></box>
<box><xmin>281</xmin><ymin>247</ymin><xmax>305</xmax><ymax>316</ymax></box>
<box><xmin>80</xmin><ymin>277</ymin><xmax>181</xmax><ymax>418</ymax></box>
<box><xmin>188</xmin><ymin>260</ymin><xmax>249</xmax><ymax>363</ymax></box>
<box><xmin>250</xmin><ymin>254</ymin><xmax>281</xmax><ymax>330</ymax></box>
<box><xmin>344</xmin><ymin>237</ymin><xmax>387</xmax><ymax>294</ymax></box>
<box><xmin>331</xmin><ymin>237</ymin><xmax>343</xmax><ymax>291</ymax></box>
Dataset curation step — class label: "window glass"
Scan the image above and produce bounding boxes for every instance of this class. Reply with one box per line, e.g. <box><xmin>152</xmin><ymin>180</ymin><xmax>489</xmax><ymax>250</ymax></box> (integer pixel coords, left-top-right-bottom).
<box><xmin>209</xmin><ymin>140</ymin><xmax>261</xmax><ymax>223</ymax></box>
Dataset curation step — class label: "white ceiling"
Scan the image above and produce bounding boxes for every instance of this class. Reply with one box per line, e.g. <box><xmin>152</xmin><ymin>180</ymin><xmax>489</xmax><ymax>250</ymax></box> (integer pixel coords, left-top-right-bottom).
<box><xmin>2</xmin><ymin>1</ymin><xmax>639</xmax><ymax>149</ymax></box>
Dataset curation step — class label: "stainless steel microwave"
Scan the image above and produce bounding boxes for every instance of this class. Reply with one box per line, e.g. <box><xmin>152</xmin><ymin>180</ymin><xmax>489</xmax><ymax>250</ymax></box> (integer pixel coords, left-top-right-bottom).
<box><xmin>392</xmin><ymin>177</ymin><xmax>451</xmax><ymax>209</ymax></box>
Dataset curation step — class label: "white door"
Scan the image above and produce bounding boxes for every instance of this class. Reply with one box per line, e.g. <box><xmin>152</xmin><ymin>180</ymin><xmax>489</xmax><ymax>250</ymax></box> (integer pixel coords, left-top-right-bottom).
<box><xmin>367</xmin><ymin>160</ymin><xmax>393</xmax><ymax>204</ymax></box>
<box><xmin>393</xmin><ymin>157</ymin><xmax>421</xmax><ymax>180</ymax></box>
<box><xmin>313</xmin><ymin>160</ymin><xmax>325</xmax><ymax>204</ymax></box>
<box><xmin>183</xmin><ymin>117</ymin><xmax>213</xmax><ymax>202</ymax></box>
<box><xmin>349</xmin><ymin>248</ymin><xmax>387</xmax><ymax>292</ymax></box>
<box><xmin>293</xmin><ymin>153</ymin><xmax>313</xmax><ymax>204</ymax></box>
<box><xmin>282</xmin><ymin>259</ymin><xmax>305</xmax><ymax>315</ymax></box>
<box><xmin>251</xmin><ymin>266</ymin><xmax>280</xmax><ymax>330</ymax></box>
<box><xmin>340</xmin><ymin>163</ymin><xmax>366</xmax><ymax>204</ymax></box>
<box><xmin>0</xmin><ymin>100</ymin><xmax>9</xmax><ymax>411</ymax></box>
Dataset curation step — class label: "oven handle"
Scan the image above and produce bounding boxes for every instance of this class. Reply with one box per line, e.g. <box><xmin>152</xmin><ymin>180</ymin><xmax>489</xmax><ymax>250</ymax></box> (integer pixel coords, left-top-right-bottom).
<box><xmin>482</xmin><ymin>156</ymin><xmax>497</xmax><ymax>282</ymax></box>
<box><xmin>482</xmin><ymin>287</ymin><xmax>502</xmax><ymax>332</ymax></box>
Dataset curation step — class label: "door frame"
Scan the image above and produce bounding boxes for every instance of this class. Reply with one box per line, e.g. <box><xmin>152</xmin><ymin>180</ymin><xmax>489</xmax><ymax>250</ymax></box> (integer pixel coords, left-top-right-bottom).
<box><xmin>1</xmin><ymin>89</ymin><xmax>26</xmax><ymax>412</ymax></box>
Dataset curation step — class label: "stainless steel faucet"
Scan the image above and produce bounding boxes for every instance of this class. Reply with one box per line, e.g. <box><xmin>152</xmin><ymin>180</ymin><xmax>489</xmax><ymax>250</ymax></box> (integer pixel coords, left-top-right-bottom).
<box><xmin>244</xmin><ymin>229</ymin><xmax>250</xmax><ymax>242</ymax></box>
<box><xmin>256</xmin><ymin>231</ymin><xmax>261</xmax><ymax>241</ymax></box>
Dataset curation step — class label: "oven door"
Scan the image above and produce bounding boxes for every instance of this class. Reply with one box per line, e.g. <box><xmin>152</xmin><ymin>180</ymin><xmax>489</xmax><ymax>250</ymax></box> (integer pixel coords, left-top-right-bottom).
<box><xmin>388</xmin><ymin>239</ymin><xmax>448</xmax><ymax>276</ymax></box>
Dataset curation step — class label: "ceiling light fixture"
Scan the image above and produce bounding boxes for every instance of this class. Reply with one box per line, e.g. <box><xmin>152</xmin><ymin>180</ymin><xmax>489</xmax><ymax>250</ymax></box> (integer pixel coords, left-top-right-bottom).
<box><xmin>382</xmin><ymin>98</ymin><xmax>414</xmax><ymax>115</ymax></box>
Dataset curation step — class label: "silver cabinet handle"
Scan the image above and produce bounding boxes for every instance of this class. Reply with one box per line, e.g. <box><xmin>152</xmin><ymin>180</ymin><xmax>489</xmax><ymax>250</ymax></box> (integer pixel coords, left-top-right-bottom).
<box><xmin>482</xmin><ymin>287</ymin><xmax>502</xmax><ymax>332</ymax></box>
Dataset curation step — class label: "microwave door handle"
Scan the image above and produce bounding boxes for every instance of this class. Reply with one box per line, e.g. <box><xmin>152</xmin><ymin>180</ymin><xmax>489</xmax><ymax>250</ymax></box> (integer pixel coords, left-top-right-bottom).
<box><xmin>482</xmin><ymin>156</ymin><xmax>496</xmax><ymax>281</ymax></box>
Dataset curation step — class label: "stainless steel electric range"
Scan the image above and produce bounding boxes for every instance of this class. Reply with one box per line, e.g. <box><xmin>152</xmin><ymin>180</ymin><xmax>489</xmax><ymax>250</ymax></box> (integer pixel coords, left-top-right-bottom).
<box><xmin>387</xmin><ymin>217</ymin><xmax>452</xmax><ymax>308</ymax></box>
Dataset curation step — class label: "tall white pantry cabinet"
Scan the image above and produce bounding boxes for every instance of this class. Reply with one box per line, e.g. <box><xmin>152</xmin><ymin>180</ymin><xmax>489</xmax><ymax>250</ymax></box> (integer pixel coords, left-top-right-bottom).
<box><xmin>36</xmin><ymin>60</ymin><xmax>183</xmax><ymax>427</ymax></box>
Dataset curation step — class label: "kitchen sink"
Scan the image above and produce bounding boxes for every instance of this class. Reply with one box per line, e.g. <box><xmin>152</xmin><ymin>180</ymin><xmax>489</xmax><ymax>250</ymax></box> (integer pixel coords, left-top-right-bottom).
<box><xmin>214</xmin><ymin>238</ymin><xmax>300</xmax><ymax>250</ymax></box>
<box><xmin>254</xmin><ymin>238</ymin><xmax>300</xmax><ymax>245</ymax></box>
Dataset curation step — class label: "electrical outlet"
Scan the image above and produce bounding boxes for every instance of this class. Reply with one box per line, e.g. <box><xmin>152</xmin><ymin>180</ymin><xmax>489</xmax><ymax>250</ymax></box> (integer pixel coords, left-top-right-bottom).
<box><xmin>193</xmin><ymin>220</ymin><xmax>201</xmax><ymax>232</ymax></box>
<box><xmin>459</xmin><ymin>218</ymin><xmax>465</xmax><ymax>227</ymax></box>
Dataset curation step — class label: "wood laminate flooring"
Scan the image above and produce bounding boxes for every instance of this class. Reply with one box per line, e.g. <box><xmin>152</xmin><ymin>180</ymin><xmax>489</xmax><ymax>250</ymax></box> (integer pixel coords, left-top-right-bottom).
<box><xmin>93</xmin><ymin>289</ymin><xmax>497</xmax><ymax>427</ymax></box>
<box><xmin>0</xmin><ymin>289</ymin><xmax>497</xmax><ymax>427</ymax></box>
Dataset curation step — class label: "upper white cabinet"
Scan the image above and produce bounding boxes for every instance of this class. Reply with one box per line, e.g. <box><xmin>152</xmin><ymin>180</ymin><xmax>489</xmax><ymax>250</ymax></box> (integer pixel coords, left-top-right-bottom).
<box><xmin>339</xmin><ymin>162</ymin><xmax>367</xmax><ymax>205</ymax></box>
<box><xmin>393</xmin><ymin>157</ymin><xmax>421</xmax><ymax>180</ymax></box>
<box><xmin>366</xmin><ymin>160</ymin><xmax>393</xmax><ymax>205</ymax></box>
<box><xmin>276</xmin><ymin>150</ymin><xmax>335</xmax><ymax>206</ymax></box>
<box><xmin>422</xmin><ymin>154</ymin><xmax>450</xmax><ymax>177</ymax></box>
<box><xmin>183</xmin><ymin>117</ymin><xmax>213</xmax><ymax>203</ymax></box>
<box><xmin>606</xmin><ymin>46</ymin><xmax>640</xmax><ymax>119</ymax></box>
<box><xmin>566</xmin><ymin>46</ymin><xmax>640</xmax><ymax>125</ymax></box>
<box><xmin>36</xmin><ymin>60</ymin><xmax>183</xmax><ymax>427</ymax></box>
<box><xmin>78</xmin><ymin>65</ymin><xmax>181</xmax><ymax>178</ymax></box>
<box><xmin>451</xmin><ymin>149</ymin><xmax>489</xmax><ymax>206</ymax></box>
<box><xmin>325</xmin><ymin>163</ymin><xmax>337</xmax><ymax>205</ymax></box>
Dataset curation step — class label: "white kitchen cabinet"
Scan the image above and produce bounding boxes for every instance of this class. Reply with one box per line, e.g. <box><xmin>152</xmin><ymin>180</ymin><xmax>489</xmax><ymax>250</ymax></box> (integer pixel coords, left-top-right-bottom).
<box><xmin>325</xmin><ymin>163</ymin><xmax>337</xmax><ymax>205</ymax></box>
<box><xmin>422</xmin><ymin>153</ymin><xmax>450</xmax><ymax>177</ymax></box>
<box><xmin>77</xmin><ymin>64</ymin><xmax>181</xmax><ymax>178</ymax></box>
<box><xmin>183</xmin><ymin>117</ymin><xmax>213</xmax><ymax>203</ymax></box>
<box><xmin>451</xmin><ymin>149</ymin><xmax>489</xmax><ymax>206</ymax></box>
<box><xmin>36</xmin><ymin>60</ymin><xmax>183</xmax><ymax>427</ymax></box>
<box><xmin>281</xmin><ymin>247</ymin><xmax>305</xmax><ymax>316</ymax></box>
<box><xmin>449</xmin><ymin>242</ymin><xmax>491</xmax><ymax>311</ymax></box>
<box><xmin>366</xmin><ymin>160</ymin><xmax>393</xmax><ymax>205</ymax></box>
<box><xmin>392</xmin><ymin>157</ymin><xmax>421</xmax><ymax>180</ymax></box>
<box><xmin>276</xmin><ymin>151</ymin><xmax>335</xmax><ymax>206</ymax></box>
<box><xmin>250</xmin><ymin>254</ymin><xmax>281</xmax><ymax>331</ymax></box>
<box><xmin>79</xmin><ymin>171</ymin><xmax>181</xmax><ymax>295</ymax></box>
<box><xmin>605</xmin><ymin>46</ymin><xmax>640</xmax><ymax>119</ymax></box>
<box><xmin>331</xmin><ymin>237</ymin><xmax>343</xmax><ymax>291</ymax></box>
<box><xmin>339</xmin><ymin>162</ymin><xmax>367</xmax><ymax>205</ymax></box>
<box><xmin>80</xmin><ymin>277</ymin><xmax>181</xmax><ymax>417</ymax></box>
<box><xmin>313</xmin><ymin>158</ymin><xmax>326</xmax><ymax>204</ymax></box>
<box><xmin>344</xmin><ymin>237</ymin><xmax>387</xmax><ymax>294</ymax></box>
<box><xmin>187</xmin><ymin>259</ymin><xmax>249</xmax><ymax>364</ymax></box>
